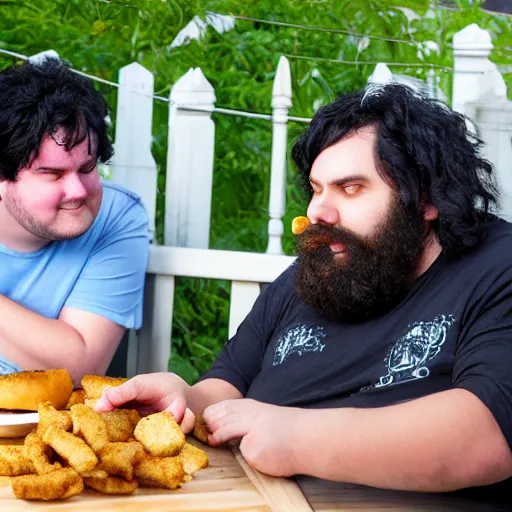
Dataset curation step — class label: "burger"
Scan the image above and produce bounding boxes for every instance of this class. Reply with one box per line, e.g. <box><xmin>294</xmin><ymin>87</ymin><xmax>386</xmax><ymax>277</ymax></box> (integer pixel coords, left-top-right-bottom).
<box><xmin>0</xmin><ymin>369</ymin><xmax>73</xmax><ymax>411</ymax></box>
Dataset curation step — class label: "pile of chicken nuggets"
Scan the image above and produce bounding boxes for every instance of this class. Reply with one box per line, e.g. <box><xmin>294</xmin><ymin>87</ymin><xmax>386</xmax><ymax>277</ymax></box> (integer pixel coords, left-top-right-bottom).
<box><xmin>0</xmin><ymin>375</ymin><xmax>209</xmax><ymax>501</ymax></box>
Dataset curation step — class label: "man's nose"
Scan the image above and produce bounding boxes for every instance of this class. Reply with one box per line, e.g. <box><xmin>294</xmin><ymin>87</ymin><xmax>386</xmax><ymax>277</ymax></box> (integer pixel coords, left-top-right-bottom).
<box><xmin>307</xmin><ymin>196</ymin><xmax>340</xmax><ymax>226</ymax></box>
<box><xmin>63</xmin><ymin>172</ymin><xmax>88</xmax><ymax>200</ymax></box>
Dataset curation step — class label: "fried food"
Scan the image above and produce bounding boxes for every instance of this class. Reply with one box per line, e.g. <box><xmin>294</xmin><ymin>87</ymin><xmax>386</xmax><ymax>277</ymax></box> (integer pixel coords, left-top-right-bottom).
<box><xmin>71</xmin><ymin>404</ymin><xmax>109</xmax><ymax>453</ymax></box>
<box><xmin>84</xmin><ymin>475</ymin><xmax>138</xmax><ymax>495</ymax></box>
<box><xmin>0</xmin><ymin>369</ymin><xmax>73</xmax><ymax>411</ymax></box>
<box><xmin>179</xmin><ymin>441</ymin><xmax>209</xmax><ymax>475</ymax></box>
<box><xmin>101</xmin><ymin>409</ymin><xmax>135</xmax><ymax>442</ymax></box>
<box><xmin>134</xmin><ymin>412</ymin><xmax>185</xmax><ymax>457</ymax></box>
<box><xmin>7</xmin><ymin>373</ymin><xmax>209</xmax><ymax>502</ymax></box>
<box><xmin>43</xmin><ymin>425</ymin><xmax>98</xmax><ymax>474</ymax></box>
<box><xmin>134</xmin><ymin>456</ymin><xmax>185</xmax><ymax>490</ymax></box>
<box><xmin>23</xmin><ymin>431</ymin><xmax>62</xmax><ymax>475</ymax></box>
<box><xmin>98</xmin><ymin>441</ymin><xmax>146</xmax><ymax>481</ymax></box>
<box><xmin>0</xmin><ymin>445</ymin><xmax>35</xmax><ymax>476</ymax></box>
<box><xmin>179</xmin><ymin>442</ymin><xmax>209</xmax><ymax>475</ymax></box>
<box><xmin>84</xmin><ymin>398</ymin><xmax>99</xmax><ymax>408</ymax></box>
<box><xmin>81</xmin><ymin>468</ymin><xmax>109</xmax><ymax>479</ymax></box>
<box><xmin>65</xmin><ymin>389</ymin><xmax>86</xmax><ymax>409</ymax></box>
<box><xmin>291</xmin><ymin>215</ymin><xmax>310</xmax><ymax>235</ymax></box>
<box><xmin>37</xmin><ymin>401</ymin><xmax>72</xmax><ymax>438</ymax></box>
<box><xmin>82</xmin><ymin>375</ymin><xmax>128</xmax><ymax>399</ymax></box>
<box><xmin>192</xmin><ymin>415</ymin><xmax>210</xmax><ymax>444</ymax></box>
<box><xmin>11</xmin><ymin>467</ymin><xmax>83</xmax><ymax>501</ymax></box>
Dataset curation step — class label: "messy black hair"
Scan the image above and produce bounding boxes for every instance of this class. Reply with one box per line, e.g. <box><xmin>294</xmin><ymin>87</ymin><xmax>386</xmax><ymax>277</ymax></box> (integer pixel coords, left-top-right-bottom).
<box><xmin>291</xmin><ymin>83</ymin><xmax>499</xmax><ymax>259</ymax></box>
<box><xmin>0</xmin><ymin>57</ymin><xmax>113</xmax><ymax>181</ymax></box>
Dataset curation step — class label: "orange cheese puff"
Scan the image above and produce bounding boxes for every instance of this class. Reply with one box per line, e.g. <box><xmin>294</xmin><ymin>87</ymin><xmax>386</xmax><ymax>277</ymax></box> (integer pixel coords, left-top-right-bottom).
<box><xmin>291</xmin><ymin>216</ymin><xmax>310</xmax><ymax>235</ymax></box>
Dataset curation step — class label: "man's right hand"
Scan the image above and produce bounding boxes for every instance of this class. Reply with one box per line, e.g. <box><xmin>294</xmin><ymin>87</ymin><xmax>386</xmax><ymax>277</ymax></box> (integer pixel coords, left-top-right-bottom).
<box><xmin>94</xmin><ymin>372</ymin><xmax>196</xmax><ymax>433</ymax></box>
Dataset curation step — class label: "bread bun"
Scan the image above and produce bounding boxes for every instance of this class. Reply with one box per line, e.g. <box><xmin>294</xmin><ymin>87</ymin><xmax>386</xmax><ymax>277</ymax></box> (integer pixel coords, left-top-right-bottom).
<box><xmin>0</xmin><ymin>369</ymin><xmax>73</xmax><ymax>411</ymax></box>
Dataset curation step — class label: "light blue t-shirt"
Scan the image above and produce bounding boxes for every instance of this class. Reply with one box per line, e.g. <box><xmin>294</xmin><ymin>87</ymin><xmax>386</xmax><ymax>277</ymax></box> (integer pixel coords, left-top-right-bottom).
<box><xmin>0</xmin><ymin>182</ymin><xmax>149</xmax><ymax>374</ymax></box>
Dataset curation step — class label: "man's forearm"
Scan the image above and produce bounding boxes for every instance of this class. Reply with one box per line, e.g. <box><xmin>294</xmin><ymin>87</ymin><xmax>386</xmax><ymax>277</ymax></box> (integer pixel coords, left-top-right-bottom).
<box><xmin>295</xmin><ymin>389</ymin><xmax>512</xmax><ymax>492</ymax></box>
<box><xmin>0</xmin><ymin>294</ymin><xmax>86</xmax><ymax>378</ymax></box>
<box><xmin>186</xmin><ymin>378</ymin><xmax>243</xmax><ymax>416</ymax></box>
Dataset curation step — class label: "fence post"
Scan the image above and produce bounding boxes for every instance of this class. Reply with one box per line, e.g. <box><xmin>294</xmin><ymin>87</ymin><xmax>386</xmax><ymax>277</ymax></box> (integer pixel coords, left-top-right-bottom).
<box><xmin>165</xmin><ymin>68</ymin><xmax>216</xmax><ymax>248</ymax></box>
<box><xmin>110</xmin><ymin>62</ymin><xmax>157</xmax><ymax>241</ymax></box>
<box><xmin>266</xmin><ymin>56</ymin><xmax>292</xmax><ymax>255</ymax></box>
<box><xmin>452</xmin><ymin>24</ymin><xmax>494</xmax><ymax>116</ymax></box>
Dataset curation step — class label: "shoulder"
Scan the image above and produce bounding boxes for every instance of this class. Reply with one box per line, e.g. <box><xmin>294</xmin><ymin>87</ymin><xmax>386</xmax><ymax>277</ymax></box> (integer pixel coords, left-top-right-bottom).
<box><xmin>101</xmin><ymin>182</ymin><xmax>145</xmax><ymax>212</ymax></box>
<box><xmin>467</xmin><ymin>218</ymin><xmax>512</xmax><ymax>267</ymax></box>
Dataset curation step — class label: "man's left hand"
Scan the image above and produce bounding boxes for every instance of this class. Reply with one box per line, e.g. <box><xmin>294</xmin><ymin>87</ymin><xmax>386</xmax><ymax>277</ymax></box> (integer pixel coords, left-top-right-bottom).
<box><xmin>203</xmin><ymin>398</ymin><xmax>305</xmax><ymax>477</ymax></box>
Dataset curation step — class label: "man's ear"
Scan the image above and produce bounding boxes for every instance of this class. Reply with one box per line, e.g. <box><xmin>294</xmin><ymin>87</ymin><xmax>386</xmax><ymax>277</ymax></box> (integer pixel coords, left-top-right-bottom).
<box><xmin>423</xmin><ymin>203</ymin><xmax>439</xmax><ymax>221</ymax></box>
<box><xmin>0</xmin><ymin>180</ymin><xmax>5</xmax><ymax>200</ymax></box>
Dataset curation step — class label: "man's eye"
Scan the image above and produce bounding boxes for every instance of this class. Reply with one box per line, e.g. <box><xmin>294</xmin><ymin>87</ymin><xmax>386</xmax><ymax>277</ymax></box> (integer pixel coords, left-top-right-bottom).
<box><xmin>80</xmin><ymin>166</ymin><xmax>96</xmax><ymax>174</ymax></box>
<box><xmin>343</xmin><ymin>184</ymin><xmax>362</xmax><ymax>195</ymax></box>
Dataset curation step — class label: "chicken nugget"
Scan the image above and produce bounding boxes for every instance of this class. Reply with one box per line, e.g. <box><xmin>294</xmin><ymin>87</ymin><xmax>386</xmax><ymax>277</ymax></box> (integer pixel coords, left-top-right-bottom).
<box><xmin>23</xmin><ymin>431</ymin><xmax>62</xmax><ymax>475</ymax></box>
<box><xmin>0</xmin><ymin>445</ymin><xmax>35</xmax><ymax>476</ymax></box>
<box><xmin>65</xmin><ymin>389</ymin><xmax>86</xmax><ymax>409</ymax></box>
<box><xmin>43</xmin><ymin>425</ymin><xmax>98</xmax><ymax>474</ymax></box>
<box><xmin>125</xmin><ymin>409</ymin><xmax>142</xmax><ymax>426</ymax></box>
<box><xmin>11</xmin><ymin>467</ymin><xmax>83</xmax><ymax>501</ymax></box>
<box><xmin>100</xmin><ymin>410</ymin><xmax>135</xmax><ymax>442</ymax></box>
<box><xmin>134</xmin><ymin>412</ymin><xmax>185</xmax><ymax>457</ymax></box>
<box><xmin>179</xmin><ymin>442</ymin><xmax>209</xmax><ymax>475</ymax></box>
<box><xmin>84</xmin><ymin>475</ymin><xmax>138</xmax><ymax>495</ymax></box>
<box><xmin>98</xmin><ymin>441</ymin><xmax>146</xmax><ymax>481</ymax></box>
<box><xmin>36</xmin><ymin>401</ymin><xmax>72</xmax><ymax>438</ymax></box>
<box><xmin>84</xmin><ymin>398</ymin><xmax>98</xmax><ymax>408</ymax></box>
<box><xmin>134</xmin><ymin>456</ymin><xmax>185</xmax><ymax>490</ymax></box>
<box><xmin>192</xmin><ymin>415</ymin><xmax>210</xmax><ymax>444</ymax></box>
<box><xmin>82</xmin><ymin>375</ymin><xmax>127</xmax><ymax>399</ymax></box>
<box><xmin>80</xmin><ymin>468</ymin><xmax>109</xmax><ymax>479</ymax></box>
<box><xmin>71</xmin><ymin>404</ymin><xmax>109</xmax><ymax>453</ymax></box>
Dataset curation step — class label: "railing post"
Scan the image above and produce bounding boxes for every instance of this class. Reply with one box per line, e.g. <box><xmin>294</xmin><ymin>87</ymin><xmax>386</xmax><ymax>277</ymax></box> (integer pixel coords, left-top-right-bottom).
<box><xmin>165</xmin><ymin>68</ymin><xmax>216</xmax><ymax>249</ymax></box>
<box><xmin>266</xmin><ymin>56</ymin><xmax>292</xmax><ymax>255</ymax></box>
<box><xmin>110</xmin><ymin>62</ymin><xmax>157</xmax><ymax>241</ymax></box>
<box><xmin>452</xmin><ymin>24</ymin><xmax>494</xmax><ymax>116</ymax></box>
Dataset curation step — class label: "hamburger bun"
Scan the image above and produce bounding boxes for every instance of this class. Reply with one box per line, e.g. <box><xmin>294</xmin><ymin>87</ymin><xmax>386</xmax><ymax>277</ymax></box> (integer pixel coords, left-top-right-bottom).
<box><xmin>0</xmin><ymin>369</ymin><xmax>73</xmax><ymax>411</ymax></box>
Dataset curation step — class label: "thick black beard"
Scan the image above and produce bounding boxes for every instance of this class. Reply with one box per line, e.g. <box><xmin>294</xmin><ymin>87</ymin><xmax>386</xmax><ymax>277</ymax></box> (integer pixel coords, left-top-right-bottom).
<box><xmin>294</xmin><ymin>198</ymin><xmax>427</xmax><ymax>323</ymax></box>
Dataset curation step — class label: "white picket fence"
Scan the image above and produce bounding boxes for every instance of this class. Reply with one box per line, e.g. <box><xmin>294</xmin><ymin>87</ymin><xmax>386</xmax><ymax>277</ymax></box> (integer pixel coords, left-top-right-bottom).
<box><xmin>104</xmin><ymin>24</ymin><xmax>512</xmax><ymax>375</ymax></box>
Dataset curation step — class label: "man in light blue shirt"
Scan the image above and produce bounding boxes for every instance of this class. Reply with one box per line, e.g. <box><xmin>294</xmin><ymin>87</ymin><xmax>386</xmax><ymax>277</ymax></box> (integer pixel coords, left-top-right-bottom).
<box><xmin>0</xmin><ymin>58</ymin><xmax>149</xmax><ymax>384</ymax></box>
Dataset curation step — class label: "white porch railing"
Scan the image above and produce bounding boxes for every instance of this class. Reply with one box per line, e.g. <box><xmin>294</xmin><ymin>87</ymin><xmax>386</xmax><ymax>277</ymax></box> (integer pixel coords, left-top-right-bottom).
<box><xmin>129</xmin><ymin>246</ymin><xmax>294</xmax><ymax>376</ymax></box>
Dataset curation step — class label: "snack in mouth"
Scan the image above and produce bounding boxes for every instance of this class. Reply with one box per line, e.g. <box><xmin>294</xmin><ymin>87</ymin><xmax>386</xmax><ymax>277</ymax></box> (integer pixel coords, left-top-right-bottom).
<box><xmin>291</xmin><ymin>216</ymin><xmax>310</xmax><ymax>235</ymax></box>
<box><xmin>0</xmin><ymin>369</ymin><xmax>73</xmax><ymax>411</ymax></box>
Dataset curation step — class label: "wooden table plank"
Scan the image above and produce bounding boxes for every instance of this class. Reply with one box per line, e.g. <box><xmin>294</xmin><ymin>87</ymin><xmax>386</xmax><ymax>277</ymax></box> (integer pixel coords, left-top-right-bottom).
<box><xmin>296</xmin><ymin>476</ymin><xmax>512</xmax><ymax>512</ymax></box>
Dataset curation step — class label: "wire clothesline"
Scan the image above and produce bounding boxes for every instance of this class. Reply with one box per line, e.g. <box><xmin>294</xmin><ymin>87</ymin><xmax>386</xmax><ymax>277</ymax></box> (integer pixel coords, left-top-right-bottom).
<box><xmin>0</xmin><ymin>43</ymin><xmax>508</xmax><ymax>124</ymax></box>
<box><xmin>221</xmin><ymin>12</ymin><xmax>417</xmax><ymax>46</ymax></box>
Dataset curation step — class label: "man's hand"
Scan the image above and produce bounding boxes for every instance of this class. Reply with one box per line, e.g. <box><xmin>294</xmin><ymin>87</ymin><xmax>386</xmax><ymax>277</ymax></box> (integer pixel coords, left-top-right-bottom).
<box><xmin>203</xmin><ymin>398</ymin><xmax>304</xmax><ymax>477</ymax></box>
<box><xmin>94</xmin><ymin>373</ymin><xmax>196</xmax><ymax>434</ymax></box>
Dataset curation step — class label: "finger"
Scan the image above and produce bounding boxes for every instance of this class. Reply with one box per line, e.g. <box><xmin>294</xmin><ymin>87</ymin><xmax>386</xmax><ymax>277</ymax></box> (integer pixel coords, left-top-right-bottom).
<box><xmin>94</xmin><ymin>379</ymin><xmax>141</xmax><ymax>412</ymax></box>
<box><xmin>208</xmin><ymin>419</ymin><xmax>249</xmax><ymax>446</ymax></box>
<box><xmin>179</xmin><ymin>408</ymin><xmax>196</xmax><ymax>434</ymax></box>
<box><xmin>164</xmin><ymin>395</ymin><xmax>187</xmax><ymax>424</ymax></box>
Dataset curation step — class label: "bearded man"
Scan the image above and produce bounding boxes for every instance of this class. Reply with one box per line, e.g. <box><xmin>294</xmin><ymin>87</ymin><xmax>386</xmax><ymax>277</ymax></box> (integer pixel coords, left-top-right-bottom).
<box><xmin>95</xmin><ymin>84</ymin><xmax>512</xmax><ymax>497</ymax></box>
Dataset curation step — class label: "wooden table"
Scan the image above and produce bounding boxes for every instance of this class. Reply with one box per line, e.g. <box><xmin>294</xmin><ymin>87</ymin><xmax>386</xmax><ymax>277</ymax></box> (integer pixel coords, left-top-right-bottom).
<box><xmin>2</xmin><ymin>436</ymin><xmax>510</xmax><ymax>511</ymax></box>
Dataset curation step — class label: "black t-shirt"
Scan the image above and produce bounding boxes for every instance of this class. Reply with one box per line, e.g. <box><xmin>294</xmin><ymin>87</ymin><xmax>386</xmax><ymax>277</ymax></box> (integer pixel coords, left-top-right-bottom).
<box><xmin>203</xmin><ymin>218</ymin><xmax>512</xmax><ymax>495</ymax></box>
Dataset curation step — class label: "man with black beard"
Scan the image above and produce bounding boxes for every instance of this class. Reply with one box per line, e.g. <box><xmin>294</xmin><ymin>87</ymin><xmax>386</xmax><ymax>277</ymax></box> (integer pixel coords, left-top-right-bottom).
<box><xmin>96</xmin><ymin>84</ymin><xmax>512</xmax><ymax>498</ymax></box>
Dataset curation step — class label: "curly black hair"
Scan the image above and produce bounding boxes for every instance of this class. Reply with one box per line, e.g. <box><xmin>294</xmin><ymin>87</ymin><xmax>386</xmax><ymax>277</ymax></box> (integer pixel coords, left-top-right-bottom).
<box><xmin>0</xmin><ymin>57</ymin><xmax>113</xmax><ymax>181</ymax></box>
<box><xmin>291</xmin><ymin>83</ymin><xmax>499</xmax><ymax>259</ymax></box>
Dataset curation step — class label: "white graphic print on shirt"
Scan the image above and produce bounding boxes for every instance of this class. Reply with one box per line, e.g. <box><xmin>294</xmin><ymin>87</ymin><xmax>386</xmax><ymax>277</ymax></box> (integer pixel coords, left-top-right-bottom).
<box><xmin>273</xmin><ymin>324</ymin><xmax>327</xmax><ymax>366</ymax></box>
<box><xmin>362</xmin><ymin>314</ymin><xmax>456</xmax><ymax>390</ymax></box>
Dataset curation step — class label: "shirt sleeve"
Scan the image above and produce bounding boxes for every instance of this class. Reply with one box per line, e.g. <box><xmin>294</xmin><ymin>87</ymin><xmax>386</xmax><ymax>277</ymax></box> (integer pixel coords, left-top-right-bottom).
<box><xmin>64</xmin><ymin>199</ymin><xmax>150</xmax><ymax>330</ymax></box>
<box><xmin>201</xmin><ymin>264</ymin><xmax>296</xmax><ymax>395</ymax></box>
<box><xmin>452</xmin><ymin>269</ymin><xmax>512</xmax><ymax>449</ymax></box>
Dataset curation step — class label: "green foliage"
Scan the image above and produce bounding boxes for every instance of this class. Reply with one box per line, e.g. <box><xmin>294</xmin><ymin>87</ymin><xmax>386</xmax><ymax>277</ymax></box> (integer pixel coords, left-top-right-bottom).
<box><xmin>1</xmin><ymin>0</ymin><xmax>511</xmax><ymax>381</ymax></box>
